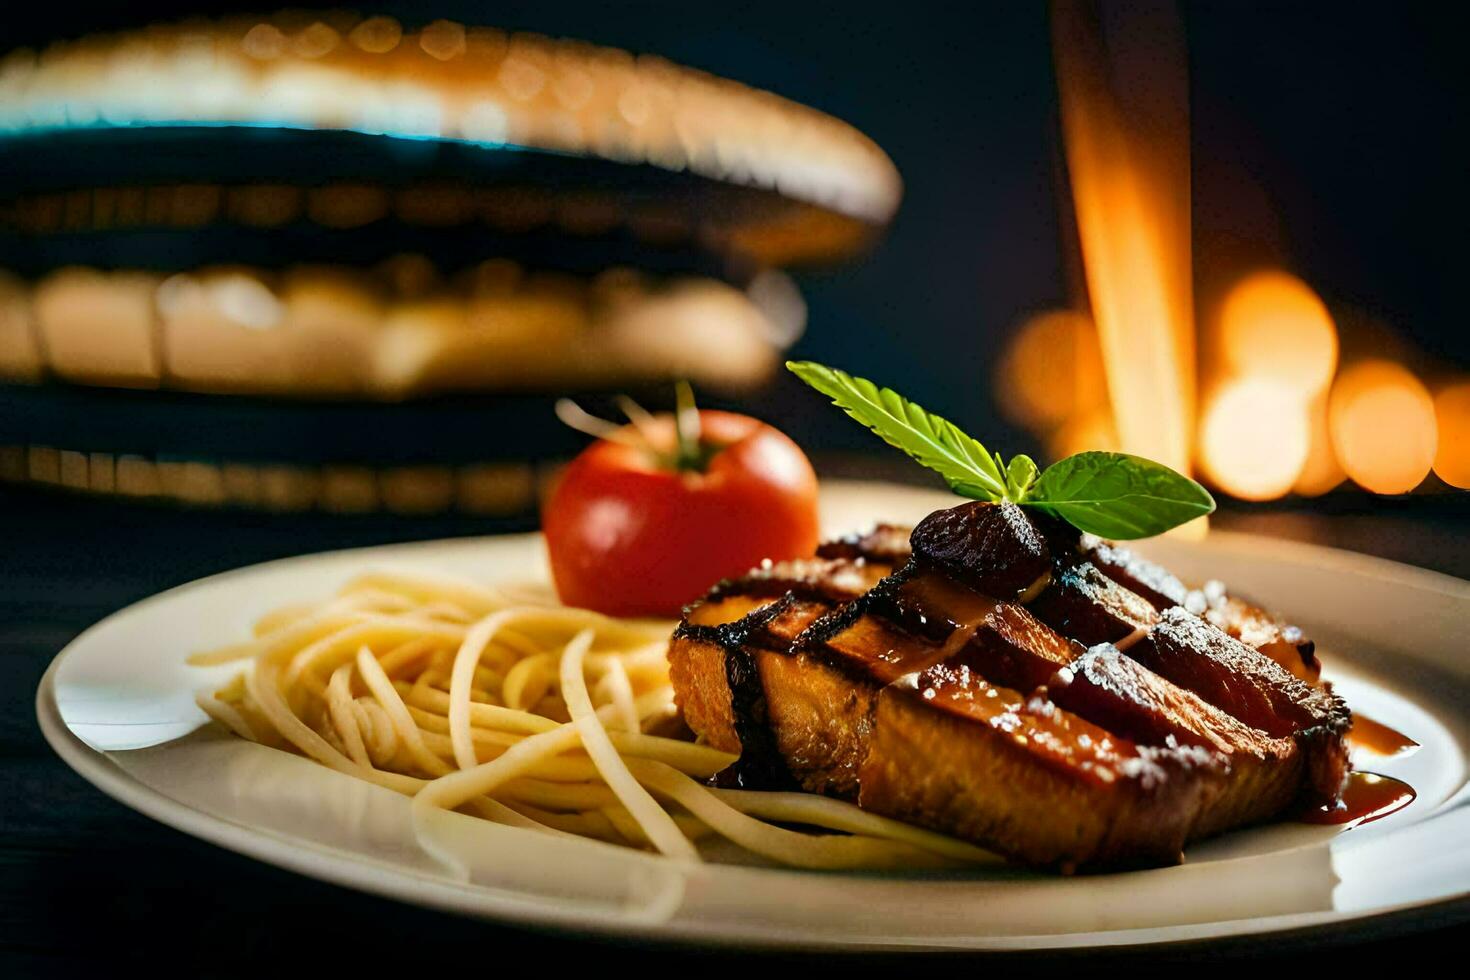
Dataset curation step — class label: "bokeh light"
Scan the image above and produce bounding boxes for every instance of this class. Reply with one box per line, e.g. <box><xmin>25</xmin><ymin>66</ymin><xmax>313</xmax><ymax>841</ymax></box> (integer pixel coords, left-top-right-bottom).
<box><xmin>996</xmin><ymin>310</ymin><xmax>1107</xmax><ymax>431</ymax></box>
<box><xmin>1047</xmin><ymin>408</ymin><xmax>1119</xmax><ymax>462</ymax></box>
<box><xmin>1432</xmin><ymin>381</ymin><xmax>1470</xmax><ymax>489</ymax></box>
<box><xmin>1329</xmin><ymin>360</ymin><xmax>1437</xmax><ymax>494</ymax></box>
<box><xmin>1293</xmin><ymin>393</ymin><xmax>1346</xmax><ymax>496</ymax></box>
<box><xmin>1218</xmin><ymin>270</ymin><xmax>1338</xmax><ymax>395</ymax></box>
<box><xmin>1198</xmin><ymin>377</ymin><xmax>1310</xmax><ymax>501</ymax></box>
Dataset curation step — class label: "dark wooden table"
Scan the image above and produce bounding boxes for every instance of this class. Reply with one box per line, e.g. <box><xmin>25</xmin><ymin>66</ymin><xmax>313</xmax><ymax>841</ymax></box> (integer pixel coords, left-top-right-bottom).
<box><xmin>4</xmin><ymin>484</ymin><xmax>1467</xmax><ymax>975</ymax></box>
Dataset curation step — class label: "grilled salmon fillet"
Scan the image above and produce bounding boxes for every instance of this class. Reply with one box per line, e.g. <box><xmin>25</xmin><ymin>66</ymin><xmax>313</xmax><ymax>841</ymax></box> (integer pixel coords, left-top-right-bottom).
<box><xmin>667</xmin><ymin>501</ymin><xmax>1351</xmax><ymax>872</ymax></box>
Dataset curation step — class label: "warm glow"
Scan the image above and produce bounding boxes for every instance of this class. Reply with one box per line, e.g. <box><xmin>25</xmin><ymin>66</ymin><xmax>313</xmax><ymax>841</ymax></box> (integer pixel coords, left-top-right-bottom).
<box><xmin>1432</xmin><ymin>381</ymin><xmax>1470</xmax><ymax>489</ymax></box>
<box><xmin>1047</xmin><ymin>408</ymin><xmax>1119</xmax><ymax>462</ymax></box>
<box><xmin>1053</xmin><ymin>3</ymin><xmax>1196</xmax><ymax>482</ymax></box>
<box><xmin>1198</xmin><ymin>377</ymin><xmax>1310</xmax><ymax>501</ymax></box>
<box><xmin>1329</xmin><ymin>361</ymin><xmax>1437</xmax><ymax>494</ymax></box>
<box><xmin>1196</xmin><ymin>269</ymin><xmax>1340</xmax><ymax>500</ymax></box>
<box><xmin>997</xmin><ymin>310</ymin><xmax>1107</xmax><ymax>431</ymax></box>
<box><xmin>1034</xmin><ymin>8</ymin><xmax>1465</xmax><ymax>504</ymax></box>
<box><xmin>1293</xmin><ymin>393</ymin><xmax>1345</xmax><ymax>496</ymax></box>
<box><xmin>1219</xmin><ymin>270</ymin><xmax>1337</xmax><ymax>395</ymax></box>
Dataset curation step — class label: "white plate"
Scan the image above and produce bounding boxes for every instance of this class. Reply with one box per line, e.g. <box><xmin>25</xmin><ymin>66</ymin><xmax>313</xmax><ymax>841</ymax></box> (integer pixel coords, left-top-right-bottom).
<box><xmin>35</xmin><ymin>481</ymin><xmax>1470</xmax><ymax>951</ymax></box>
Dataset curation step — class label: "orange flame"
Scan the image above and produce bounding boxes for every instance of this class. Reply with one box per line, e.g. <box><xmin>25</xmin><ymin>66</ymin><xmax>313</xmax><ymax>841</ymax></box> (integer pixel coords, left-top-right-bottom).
<box><xmin>1041</xmin><ymin>4</ymin><xmax>1452</xmax><ymax>503</ymax></box>
<box><xmin>1053</xmin><ymin>1</ymin><xmax>1195</xmax><ymax>484</ymax></box>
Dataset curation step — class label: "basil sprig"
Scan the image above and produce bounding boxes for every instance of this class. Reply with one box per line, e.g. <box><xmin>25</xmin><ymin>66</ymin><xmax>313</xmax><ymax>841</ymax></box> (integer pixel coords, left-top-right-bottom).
<box><xmin>787</xmin><ymin>361</ymin><xmax>1214</xmax><ymax>539</ymax></box>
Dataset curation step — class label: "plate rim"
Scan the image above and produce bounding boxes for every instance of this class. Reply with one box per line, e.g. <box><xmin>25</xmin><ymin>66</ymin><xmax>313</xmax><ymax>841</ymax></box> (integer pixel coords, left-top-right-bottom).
<box><xmin>31</xmin><ymin>508</ymin><xmax>1470</xmax><ymax>951</ymax></box>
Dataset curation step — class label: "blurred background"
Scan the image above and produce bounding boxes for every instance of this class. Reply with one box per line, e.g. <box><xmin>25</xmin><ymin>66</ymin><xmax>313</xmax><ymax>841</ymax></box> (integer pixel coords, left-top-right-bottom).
<box><xmin>1</xmin><ymin>1</ymin><xmax>1466</xmax><ymax>576</ymax></box>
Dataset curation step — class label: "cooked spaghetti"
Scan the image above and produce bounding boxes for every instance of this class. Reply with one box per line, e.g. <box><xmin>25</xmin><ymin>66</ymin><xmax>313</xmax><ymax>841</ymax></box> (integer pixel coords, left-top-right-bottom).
<box><xmin>189</xmin><ymin>567</ymin><xmax>996</xmax><ymax>869</ymax></box>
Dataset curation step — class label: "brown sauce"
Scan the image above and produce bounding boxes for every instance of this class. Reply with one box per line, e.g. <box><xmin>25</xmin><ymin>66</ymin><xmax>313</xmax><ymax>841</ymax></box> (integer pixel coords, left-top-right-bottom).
<box><xmin>898</xmin><ymin>569</ymin><xmax>1000</xmax><ymax>633</ymax></box>
<box><xmin>1300</xmin><ymin>771</ymin><xmax>1416</xmax><ymax>827</ymax></box>
<box><xmin>712</xmin><ymin>636</ymin><xmax>799</xmax><ymax>790</ymax></box>
<box><xmin>674</xmin><ymin>599</ymin><xmax>800</xmax><ymax>792</ymax></box>
<box><xmin>1348</xmin><ymin>713</ymin><xmax>1420</xmax><ymax>758</ymax></box>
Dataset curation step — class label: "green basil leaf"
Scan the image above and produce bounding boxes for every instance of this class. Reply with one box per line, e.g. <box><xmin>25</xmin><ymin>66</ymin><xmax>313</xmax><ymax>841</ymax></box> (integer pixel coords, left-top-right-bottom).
<box><xmin>787</xmin><ymin>361</ymin><xmax>1213</xmax><ymax>538</ymax></box>
<box><xmin>1027</xmin><ymin>451</ymin><xmax>1215</xmax><ymax>539</ymax></box>
<box><xmin>1005</xmin><ymin>454</ymin><xmax>1039</xmax><ymax>499</ymax></box>
<box><xmin>786</xmin><ymin>361</ymin><xmax>1008</xmax><ymax>500</ymax></box>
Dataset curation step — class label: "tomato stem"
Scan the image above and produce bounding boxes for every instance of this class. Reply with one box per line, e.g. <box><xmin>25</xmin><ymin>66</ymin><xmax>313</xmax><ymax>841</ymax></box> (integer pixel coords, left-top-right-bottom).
<box><xmin>673</xmin><ymin>380</ymin><xmax>704</xmax><ymax>472</ymax></box>
<box><xmin>555</xmin><ymin>398</ymin><xmax>647</xmax><ymax>450</ymax></box>
<box><xmin>556</xmin><ymin>384</ymin><xmax>715</xmax><ymax>473</ymax></box>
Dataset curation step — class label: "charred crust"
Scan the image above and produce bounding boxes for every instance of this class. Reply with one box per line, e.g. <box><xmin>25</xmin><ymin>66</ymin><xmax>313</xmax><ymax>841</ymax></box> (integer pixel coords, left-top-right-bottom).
<box><xmin>1087</xmin><ymin>540</ymin><xmax>1189</xmax><ymax>610</ymax></box>
<box><xmin>1027</xmin><ymin>561</ymin><xmax>1161</xmax><ymax>647</ymax></box>
<box><xmin>701</xmin><ymin>557</ymin><xmax>876</xmax><ymax>606</ymax></box>
<box><xmin>673</xmin><ymin>590</ymin><xmax>798</xmax><ymax>647</ymax></box>
<box><xmin>815</xmin><ymin>523</ymin><xmax>913</xmax><ymax>564</ymax></box>
<box><xmin>672</xmin><ymin>515</ymin><xmax>1355</xmax><ymax>864</ymax></box>
<box><xmin>792</xmin><ymin>596</ymin><xmax>869</xmax><ymax>649</ymax></box>
<box><xmin>676</xmin><ymin>593</ymin><xmax>802</xmax><ymax>790</ymax></box>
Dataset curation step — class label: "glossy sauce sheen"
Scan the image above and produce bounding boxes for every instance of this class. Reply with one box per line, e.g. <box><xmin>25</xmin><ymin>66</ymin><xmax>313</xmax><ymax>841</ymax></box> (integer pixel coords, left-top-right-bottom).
<box><xmin>1348</xmin><ymin>713</ymin><xmax>1420</xmax><ymax>757</ymax></box>
<box><xmin>1300</xmin><ymin>771</ymin><xmax>1416</xmax><ymax>827</ymax></box>
<box><xmin>896</xmin><ymin>568</ymin><xmax>1000</xmax><ymax>642</ymax></box>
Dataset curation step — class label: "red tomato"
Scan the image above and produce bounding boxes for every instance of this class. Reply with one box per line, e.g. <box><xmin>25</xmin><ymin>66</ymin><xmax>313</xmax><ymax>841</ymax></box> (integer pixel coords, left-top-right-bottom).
<box><xmin>543</xmin><ymin>410</ymin><xmax>820</xmax><ymax>618</ymax></box>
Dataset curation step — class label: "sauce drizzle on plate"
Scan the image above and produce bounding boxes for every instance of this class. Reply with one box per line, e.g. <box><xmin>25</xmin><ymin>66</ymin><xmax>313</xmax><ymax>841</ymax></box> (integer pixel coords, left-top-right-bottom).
<box><xmin>1300</xmin><ymin>771</ymin><xmax>1416</xmax><ymax>828</ymax></box>
<box><xmin>1347</xmin><ymin>713</ymin><xmax>1420</xmax><ymax>758</ymax></box>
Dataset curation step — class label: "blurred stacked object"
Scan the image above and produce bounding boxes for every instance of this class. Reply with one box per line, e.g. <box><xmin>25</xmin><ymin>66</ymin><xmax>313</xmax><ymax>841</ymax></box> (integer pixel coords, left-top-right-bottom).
<box><xmin>0</xmin><ymin>11</ymin><xmax>900</xmax><ymax>517</ymax></box>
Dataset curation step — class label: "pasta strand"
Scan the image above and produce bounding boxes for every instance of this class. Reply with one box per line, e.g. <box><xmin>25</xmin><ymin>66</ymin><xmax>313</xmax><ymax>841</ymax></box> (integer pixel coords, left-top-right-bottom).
<box><xmin>192</xmin><ymin>564</ymin><xmax>996</xmax><ymax>871</ymax></box>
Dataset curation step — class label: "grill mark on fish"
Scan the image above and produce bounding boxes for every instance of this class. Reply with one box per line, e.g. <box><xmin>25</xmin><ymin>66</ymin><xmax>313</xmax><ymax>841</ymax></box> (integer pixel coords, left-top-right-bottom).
<box><xmin>673</xmin><ymin>596</ymin><xmax>801</xmax><ymax>790</ymax></box>
<box><xmin>668</xmin><ymin>504</ymin><xmax>1359</xmax><ymax>869</ymax></box>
